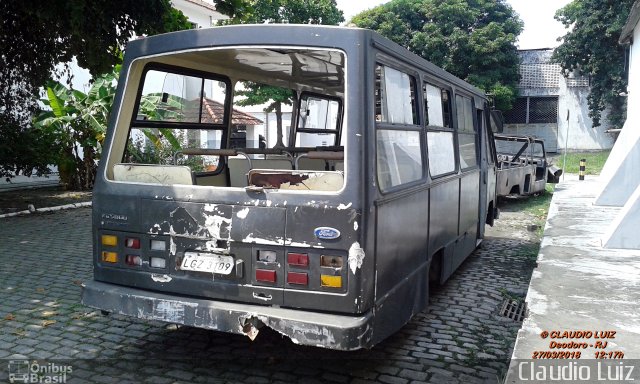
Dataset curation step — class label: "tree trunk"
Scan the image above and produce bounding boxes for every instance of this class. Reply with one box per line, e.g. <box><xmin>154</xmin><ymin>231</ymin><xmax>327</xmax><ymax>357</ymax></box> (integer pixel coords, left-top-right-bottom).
<box><xmin>274</xmin><ymin>101</ymin><xmax>285</xmax><ymax>148</ymax></box>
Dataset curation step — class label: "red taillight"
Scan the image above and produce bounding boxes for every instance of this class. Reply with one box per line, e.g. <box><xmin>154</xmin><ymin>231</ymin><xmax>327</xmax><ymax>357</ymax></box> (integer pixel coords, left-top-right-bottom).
<box><xmin>287</xmin><ymin>252</ymin><xmax>309</xmax><ymax>267</ymax></box>
<box><xmin>256</xmin><ymin>269</ymin><xmax>276</xmax><ymax>283</ymax></box>
<box><xmin>125</xmin><ymin>237</ymin><xmax>140</xmax><ymax>249</ymax></box>
<box><xmin>125</xmin><ymin>254</ymin><xmax>142</xmax><ymax>266</ymax></box>
<box><xmin>287</xmin><ymin>272</ymin><xmax>308</xmax><ymax>286</ymax></box>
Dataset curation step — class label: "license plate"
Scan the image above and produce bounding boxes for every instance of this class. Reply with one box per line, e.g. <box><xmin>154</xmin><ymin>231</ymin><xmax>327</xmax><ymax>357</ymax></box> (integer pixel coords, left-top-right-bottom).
<box><xmin>180</xmin><ymin>252</ymin><xmax>234</xmax><ymax>275</ymax></box>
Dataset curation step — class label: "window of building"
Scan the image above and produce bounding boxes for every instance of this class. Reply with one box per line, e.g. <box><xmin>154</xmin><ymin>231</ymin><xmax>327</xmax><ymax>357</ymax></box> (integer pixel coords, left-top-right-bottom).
<box><xmin>504</xmin><ymin>96</ymin><xmax>558</xmax><ymax>124</ymax></box>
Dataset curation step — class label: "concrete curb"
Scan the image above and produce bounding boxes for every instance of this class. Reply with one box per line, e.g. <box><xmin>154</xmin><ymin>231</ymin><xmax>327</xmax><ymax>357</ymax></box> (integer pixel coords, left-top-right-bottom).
<box><xmin>0</xmin><ymin>201</ymin><xmax>92</xmax><ymax>219</ymax></box>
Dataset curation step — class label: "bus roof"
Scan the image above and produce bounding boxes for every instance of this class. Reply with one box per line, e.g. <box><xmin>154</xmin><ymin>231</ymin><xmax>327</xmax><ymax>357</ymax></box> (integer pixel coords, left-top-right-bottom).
<box><xmin>125</xmin><ymin>24</ymin><xmax>487</xmax><ymax>100</ymax></box>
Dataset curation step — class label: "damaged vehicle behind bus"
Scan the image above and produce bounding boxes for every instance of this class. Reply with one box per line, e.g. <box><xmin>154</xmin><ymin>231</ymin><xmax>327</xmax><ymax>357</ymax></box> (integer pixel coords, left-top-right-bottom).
<box><xmin>81</xmin><ymin>25</ymin><xmax>499</xmax><ymax>350</ymax></box>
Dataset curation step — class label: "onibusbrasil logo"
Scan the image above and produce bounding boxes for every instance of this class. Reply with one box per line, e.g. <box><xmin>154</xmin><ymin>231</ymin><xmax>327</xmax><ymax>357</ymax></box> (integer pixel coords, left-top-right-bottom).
<box><xmin>7</xmin><ymin>360</ymin><xmax>72</xmax><ymax>383</ymax></box>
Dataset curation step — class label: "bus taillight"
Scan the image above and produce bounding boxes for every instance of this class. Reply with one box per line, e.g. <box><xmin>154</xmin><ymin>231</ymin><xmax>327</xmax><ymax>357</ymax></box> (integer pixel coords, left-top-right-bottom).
<box><xmin>101</xmin><ymin>235</ymin><xmax>117</xmax><ymax>247</ymax></box>
<box><xmin>150</xmin><ymin>257</ymin><xmax>166</xmax><ymax>269</ymax></box>
<box><xmin>125</xmin><ymin>255</ymin><xmax>142</xmax><ymax>266</ymax></box>
<box><xmin>101</xmin><ymin>251</ymin><xmax>118</xmax><ymax>263</ymax></box>
<box><xmin>320</xmin><ymin>275</ymin><xmax>342</xmax><ymax>288</ymax></box>
<box><xmin>287</xmin><ymin>272</ymin><xmax>308</xmax><ymax>286</ymax></box>
<box><xmin>150</xmin><ymin>240</ymin><xmax>166</xmax><ymax>251</ymax></box>
<box><xmin>287</xmin><ymin>252</ymin><xmax>309</xmax><ymax>267</ymax></box>
<box><xmin>256</xmin><ymin>269</ymin><xmax>277</xmax><ymax>283</ymax></box>
<box><xmin>125</xmin><ymin>237</ymin><xmax>140</xmax><ymax>249</ymax></box>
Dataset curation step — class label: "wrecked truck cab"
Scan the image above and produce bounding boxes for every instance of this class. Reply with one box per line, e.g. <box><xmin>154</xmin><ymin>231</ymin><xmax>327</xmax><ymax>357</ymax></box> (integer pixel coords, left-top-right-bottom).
<box><xmin>82</xmin><ymin>25</ymin><xmax>498</xmax><ymax>350</ymax></box>
<box><xmin>494</xmin><ymin>134</ymin><xmax>557</xmax><ymax>197</ymax></box>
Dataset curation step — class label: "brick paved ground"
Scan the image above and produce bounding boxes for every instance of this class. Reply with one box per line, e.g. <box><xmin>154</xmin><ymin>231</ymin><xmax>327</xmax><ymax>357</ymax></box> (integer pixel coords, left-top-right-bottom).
<box><xmin>0</xmin><ymin>208</ymin><xmax>535</xmax><ymax>383</ymax></box>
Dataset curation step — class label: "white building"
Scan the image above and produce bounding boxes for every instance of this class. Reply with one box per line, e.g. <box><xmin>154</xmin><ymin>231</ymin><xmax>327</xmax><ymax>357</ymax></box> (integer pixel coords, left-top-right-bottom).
<box><xmin>596</xmin><ymin>0</ymin><xmax>640</xmax><ymax>249</ymax></box>
<box><xmin>502</xmin><ymin>49</ymin><xmax>615</xmax><ymax>152</ymax></box>
<box><xmin>172</xmin><ymin>0</ymin><xmax>227</xmax><ymax>28</ymax></box>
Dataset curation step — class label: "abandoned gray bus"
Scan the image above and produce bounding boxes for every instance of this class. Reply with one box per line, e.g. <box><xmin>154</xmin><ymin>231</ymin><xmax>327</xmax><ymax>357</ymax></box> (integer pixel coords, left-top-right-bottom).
<box><xmin>81</xmin><ymin>25</ymin><xmax>499</xmax><ymax>350</ymax></box>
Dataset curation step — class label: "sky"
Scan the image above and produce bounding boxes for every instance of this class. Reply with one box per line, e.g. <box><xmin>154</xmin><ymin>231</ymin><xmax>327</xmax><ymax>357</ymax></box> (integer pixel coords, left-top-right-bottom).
<box><xmin>336</xmin><ymin>0</ymin><xmax>574</xmax><ymax>50</ymax></box>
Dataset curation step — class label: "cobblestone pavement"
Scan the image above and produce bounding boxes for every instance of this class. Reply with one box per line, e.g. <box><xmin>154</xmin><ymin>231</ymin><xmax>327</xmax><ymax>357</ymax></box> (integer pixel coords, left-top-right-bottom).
<box><xmin>0</xmin><ymin>208</ymin><xmax>536</xmax><ymax>383</ymax></box>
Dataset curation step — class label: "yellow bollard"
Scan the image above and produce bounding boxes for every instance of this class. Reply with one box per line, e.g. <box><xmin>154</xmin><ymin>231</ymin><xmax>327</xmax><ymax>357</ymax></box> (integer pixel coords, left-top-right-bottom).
<box><xmin>579</xmin><ymin>159</ymin><xmax>586</xmax><ymax>181</ymax></box>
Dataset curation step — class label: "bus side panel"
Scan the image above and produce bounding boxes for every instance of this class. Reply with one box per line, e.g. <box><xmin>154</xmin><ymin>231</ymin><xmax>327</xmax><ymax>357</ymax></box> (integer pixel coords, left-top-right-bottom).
<box><xmin>458</xmin><ymin>173</ymin><xmax>480</xmax><ymax>236</ymax></box>
<box><xmin>452</xmin><ymin>172</ymin><xmax>480</xmax><ymax>272</ymax></box>
<box><xmin>429</xmin><ymin>179</ymin><xmax>460</xmax><ymax>282</ymax></box>
<box><xmin>372</xmin><ymin>189</ymin><xmax>430</xmax><ymax>343</ymax></box>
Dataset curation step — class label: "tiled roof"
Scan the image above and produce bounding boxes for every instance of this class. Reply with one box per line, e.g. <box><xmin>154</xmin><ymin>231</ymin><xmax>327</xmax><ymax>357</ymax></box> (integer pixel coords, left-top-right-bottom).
<box><xmin>184</xmin><ymin>98</ymin><xmax>263</xmax><ymax>125</ymax></box>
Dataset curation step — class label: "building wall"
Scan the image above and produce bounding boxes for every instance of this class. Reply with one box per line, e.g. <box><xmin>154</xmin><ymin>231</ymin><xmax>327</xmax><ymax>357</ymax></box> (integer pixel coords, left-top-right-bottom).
<box><xmin>246</xmin><ymin>111</ymin><xmax>294</xmax><ymax>149</ymax></box>
<box><xmin>171</xmin><ymin>0</ymin><xmax>227</xmax><ymax>28</ymax></box>
<box><xmin>503</xmin><ymin>49</ymin><xmax>614</xmax><ymax>152</ymax></box>
<box><xmin>556</xmin><ymin>77</ymin><xmax>615</xmax><ymax>151</ymax></box>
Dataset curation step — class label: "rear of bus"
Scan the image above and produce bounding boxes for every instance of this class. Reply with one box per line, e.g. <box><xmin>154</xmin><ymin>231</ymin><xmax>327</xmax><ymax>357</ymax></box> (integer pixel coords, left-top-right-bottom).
<box><xmin>81</xmin><ymin>26</ymin><xmax>374</xmax><ymax>350</ymax></box>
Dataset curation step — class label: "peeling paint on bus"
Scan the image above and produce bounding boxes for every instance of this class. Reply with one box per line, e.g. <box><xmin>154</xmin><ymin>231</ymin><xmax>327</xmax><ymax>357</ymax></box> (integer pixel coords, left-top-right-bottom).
<box><xmin>348</xmin><ymin>242</ymin><xmax>365</xmax><ymax>274</ymax></box>
<box><xmin>151</xmin><ymin>274</ymin><xmax>172</xmax><ymax>283</ymax></box>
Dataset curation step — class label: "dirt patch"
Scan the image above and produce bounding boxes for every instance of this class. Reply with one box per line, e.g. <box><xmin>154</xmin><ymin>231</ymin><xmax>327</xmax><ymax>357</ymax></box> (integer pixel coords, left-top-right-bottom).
<box><xmin>486</xmin><ymin>199</ymin><xmax>544</xmax><ymax>243</ymax></box>
<box><xmin>0</xmin><ymin>187</ymin><xmax>92</xmax><ymax>214</ymax></box>
<box><xmin>486</xmin><ymin>209</ymin><xmax>540</xmax><ymax>242</ymax></box>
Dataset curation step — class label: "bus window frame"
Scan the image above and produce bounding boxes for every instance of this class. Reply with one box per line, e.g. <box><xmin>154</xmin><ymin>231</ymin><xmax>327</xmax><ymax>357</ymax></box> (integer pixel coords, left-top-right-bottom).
<box><xmin>423</xmin><ymin>78</ymin><xmax>458</xmax><ymax>180</ymax></box>
<box><xmin>374</xmin><ymin>60</ymin><xmax>426</xmax><ymax>195</ymax></box>
<box><xmin>453</xmin><ymin>91</ymin><xmax>480</xmax><ymax>172</ymax></box>
<box><xmin>293</xmin><ymin>91</ymin><xmax>343</xmax><ymax>147</ymax></box>
<box><xmin>126</xmin><ymin>62</ymin><xmax>233</xmax><ymax>176</ymax></box>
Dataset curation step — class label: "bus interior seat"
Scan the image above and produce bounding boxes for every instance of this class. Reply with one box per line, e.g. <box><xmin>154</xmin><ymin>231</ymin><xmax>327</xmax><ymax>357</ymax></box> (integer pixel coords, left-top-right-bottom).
<box><xmin>113</xmin><ymin>163</ymin><xmax>194</xmax><ymax>185</ymax></box>
<box><xmin>247</xmin><ymin>169</ymin><xmax>343</xmax><ymax>191</ymax></box>
<box><xmin>228</xmin><ymin>157</ymin><xmax>293</xmax><ymax>187</ymax></box>
<box><xmin>296</xmin><ymin>157</ymin><xmax>344</xmax><ymax>171</ymax></box>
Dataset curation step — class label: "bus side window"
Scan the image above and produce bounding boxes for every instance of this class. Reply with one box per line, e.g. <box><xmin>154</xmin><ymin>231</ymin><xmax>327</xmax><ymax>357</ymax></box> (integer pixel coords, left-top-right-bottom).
<box><xmin>424</xmin><ymin>83</ymin><xmax>456</xmax><ymax>177</ymax></box>
<box><xmin>455</xmin><ymin>95</ymin><xmax>478</xmax><ymax>170</ymax></box>
<box><xmin>375</xmin><ymin>64</ymin><xmax>422</xmax><ymax>191</ymax></box>
<box><xmin>376</xmin><ymin>65</ymin><xmax>418</xmax><ymax>125</ymax></box>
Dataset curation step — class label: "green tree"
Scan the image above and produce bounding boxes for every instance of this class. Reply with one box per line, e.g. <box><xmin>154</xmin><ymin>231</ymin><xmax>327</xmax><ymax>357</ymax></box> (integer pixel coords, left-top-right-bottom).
<box><xmin>34</xmin><ymin>70</ymin><xmax>119</xmax><ymax>190</ymax></box>
<box><xmin>0</xmin><ymin>1</ymin><xmax>191</xmax><ymax>179</ymax></box>
<box><xmin>552</xmin><ymin>0</ymin><xmax>633</xmax><ymax>129</ymax></box>
<box><xmin>224</xmin><ymin>0</ymin><xmax>344</xmax><ymax>147</ymax></box>
<box><xmin>351</xmin><ymin>0</ymin><xmax>523</xmax><ymax>111</ymax></box>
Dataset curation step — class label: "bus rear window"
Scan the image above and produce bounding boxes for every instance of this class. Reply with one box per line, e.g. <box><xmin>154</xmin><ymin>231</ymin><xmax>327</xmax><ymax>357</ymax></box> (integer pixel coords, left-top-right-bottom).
<box><xmin>111</xmin><ymin>47</ymin><xmax>346</xmax><ymax>191</ymax></box>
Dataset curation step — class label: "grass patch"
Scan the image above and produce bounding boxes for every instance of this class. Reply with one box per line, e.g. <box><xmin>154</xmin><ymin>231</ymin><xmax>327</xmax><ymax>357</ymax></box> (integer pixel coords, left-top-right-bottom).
<box><xmin>500</xmin><ymin>184</ymin><xmax>555</xmax><ymax>216</ymax></box>
<box><xmin>520</xmin><ymin>243</ymin><xmax>541</xmax><ymax>267</ymax></box>
<box><xmin>554</xmin><ymin>150</ymin><xmax>611</xmax><ymax>175</ymax></box>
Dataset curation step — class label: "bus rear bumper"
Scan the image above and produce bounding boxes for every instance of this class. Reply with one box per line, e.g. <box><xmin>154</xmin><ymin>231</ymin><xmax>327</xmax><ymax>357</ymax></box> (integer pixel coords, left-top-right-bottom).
<box><xmin>81</xmin><ymin>280</ymin><xmax>373</xmax><ymax>350</ymax></box>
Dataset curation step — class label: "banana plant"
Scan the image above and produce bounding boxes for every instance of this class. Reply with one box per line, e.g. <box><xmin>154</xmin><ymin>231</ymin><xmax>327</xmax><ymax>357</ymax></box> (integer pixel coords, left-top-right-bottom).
<box><xmin>34</xmin><ymin>66</ymin><xmax>120</xmax><ymax>190</ymax></box>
